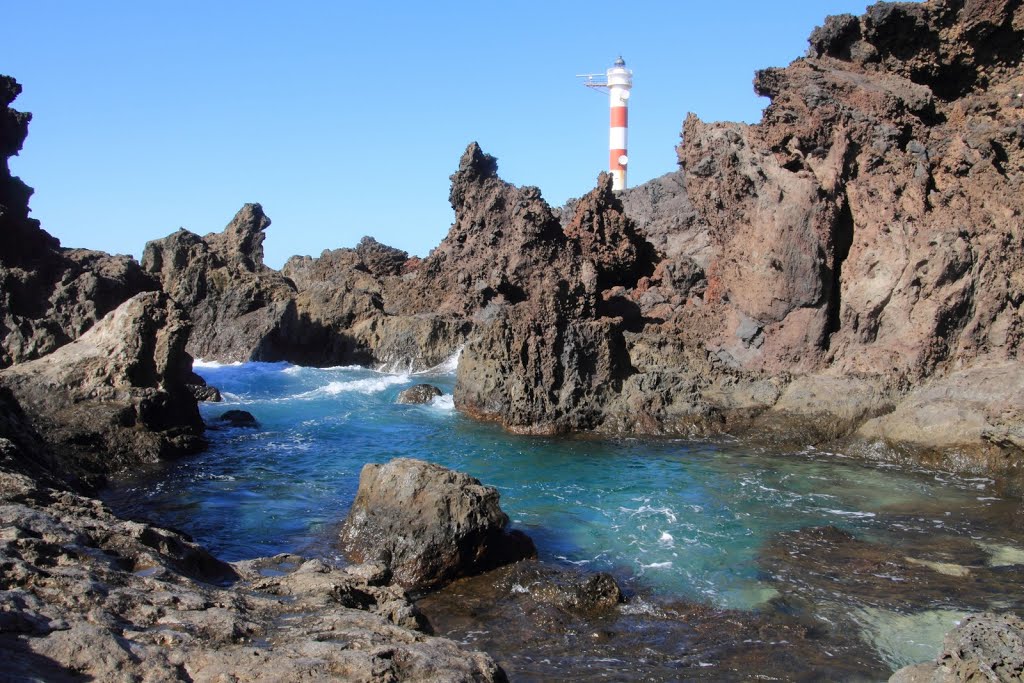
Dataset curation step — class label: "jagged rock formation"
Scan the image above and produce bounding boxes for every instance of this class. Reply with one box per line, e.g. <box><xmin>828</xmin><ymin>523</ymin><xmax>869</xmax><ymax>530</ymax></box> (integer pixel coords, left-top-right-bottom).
<box><xmin>0</xmin><ymin>77</ymin><xmax>157</xmax><ymax>368</ymax></box>
<box><xmin>447</xmin><ymin>0</ymin><xmax>1024</xmax><ymax>481</ymax></box>
<box><xmin>451</xmin><ymin>147</ymin><xmax>657</xmax><ymax>433</ymax></box>
<box><xmin>0</xmin><ymin>292</ymin><xmax>205</xmax><ymax>491</ymax></box>
<box><xmin>339</xmin><ymin>458</ymin><xmax>536</xmax><ymax>591</ymax></box>
<box><xmin>142</xmin><ymin>204</ymin><xmax>299</xmax><ymax>363</ymax></box>
<box><xmin>668</xmin><ymin>0</ymin><xmax>1024</xmax><ymax>476</ymax></box>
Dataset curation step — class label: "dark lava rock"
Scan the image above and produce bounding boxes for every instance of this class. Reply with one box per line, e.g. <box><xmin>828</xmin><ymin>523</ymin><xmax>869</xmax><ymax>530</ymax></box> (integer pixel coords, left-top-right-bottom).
<box><xmin>188</xmin><ymin>382</ymin><xmax>222</xmax><ymax>402</ymax></box>
<box><xmin>142</xmin><ymin>204</ymin><xmax>298</xmax><ymax>364</ymax></box>
<box><xmin>396</xmin><ymin>383</ymin><xmax>443</xmax><ymax>405</ymax></box>
<box><xmin>216</xmin><ymin>410</ymin><xmax>259</xmax><ymax>428</ymax></box>
<box><xmin>418</xmin><ymin>559</ymin><xmax>891</xmax><ymax>681</ymax></box>
<box><xmin>890</xmin><ymin>612</ymin><xmax>1024</xmax><ymax>683</ymax></box>
<box><xmin>0</xmin><ymin>292</ymin><xmax>204</xmax><ymax>490</ymax></box>
<box><xmin>339</xmin><ymin>458</ymin><xmax>536</xmax><ymax>591</ymax></box>
<box><xmin>0</xmin><ymin>76</ymin><xmax>157</xmax><ymax>368</ymax></box>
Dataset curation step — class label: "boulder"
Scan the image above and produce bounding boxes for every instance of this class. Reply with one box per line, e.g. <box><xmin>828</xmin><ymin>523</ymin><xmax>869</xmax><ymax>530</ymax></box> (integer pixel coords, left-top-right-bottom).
<box><xmin>215</xmin><ymin>409</ymin><xmax>259</xmax><ymax>428</ymax></box>
<box><xmin>339</xmin><ymin>458</ymin><xmax>535</xmax><ymax>591</ymax></box>
<box><xmin>0</xmin><ymin>291</ymin><xmax>204</xmax><ymax>490</ymax></box>
<box><xmin>396</xmin><ymin>383</ymin><xmax>443</xmax><ymax>405</ymax></box>
<box><xmin>0</xmin><ymin>470</ymin><xmax>509</xmax><ymax>683</ymax></box>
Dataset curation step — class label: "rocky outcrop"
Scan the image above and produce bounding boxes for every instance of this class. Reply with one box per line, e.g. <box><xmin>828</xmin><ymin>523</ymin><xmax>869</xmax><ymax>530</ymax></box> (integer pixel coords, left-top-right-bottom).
<box><xmin>0</xmin><ymin>292</ymin><xmax>204</xmax><ymax>490</ymax></box>
<box><xmin>0</xmin><ymin>76</ymin><xmax>157</xmax><ymax>368</ymax></box>
<box><xmin>0</xmin><ymin>465</ymin><xmax>507</xmax><ymax>682</ymax></box>
<box><xmin>444</xmin><ymin>0</ymin><xmax>1024</xmax><ymax>479</ymax></box>
<box><xmin>142</xmin><ymin>204</ymin><xmax>298</xmax><ymax>363</ymax></box>
<box><xmin>339</xmin><ymin>458</ymin><xmax>536</xmax><ymax>591</ymax></box>
<box><xmin>889</xmin><ymin>612</ymin><xmax>1024</xmax><ymax>682</ymax></box>
<box><xmin>449</xmin><ymin>150</ymin><xmax>658</xmax><ymax>433</ymax></box>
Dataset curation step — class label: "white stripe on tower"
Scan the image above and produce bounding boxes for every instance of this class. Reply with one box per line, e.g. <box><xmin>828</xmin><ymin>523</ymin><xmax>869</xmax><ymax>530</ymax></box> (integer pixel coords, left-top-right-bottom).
<box><xmin>607</xmin><ymin>56</ymin><xmax>633</xmax><ymax>192</ymax></box>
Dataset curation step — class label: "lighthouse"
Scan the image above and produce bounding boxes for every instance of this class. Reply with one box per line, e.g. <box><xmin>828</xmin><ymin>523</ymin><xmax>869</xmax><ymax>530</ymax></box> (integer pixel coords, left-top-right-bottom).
<box><xmin>579</xmin><ymin>56</ymin><xmax>634</xmax><ymax>191</ymax></box>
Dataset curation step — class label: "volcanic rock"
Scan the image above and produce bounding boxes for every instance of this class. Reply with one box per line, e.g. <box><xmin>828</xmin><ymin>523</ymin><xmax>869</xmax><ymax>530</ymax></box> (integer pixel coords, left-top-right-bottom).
<box><xmin>396</xmin><ymin>383</ymin><xmax>443</xmax><ymax>405</ymax></box>
<box><xmin>0</xmin><ymin>292</ymin><xmax>204</xmax><ymax>490</ymax></box>
<box><xmin>0</xmin><ymin>76</ymin><xmax>157</xmax><ymax>368</ymax></box>
<box><xmin>339</xmin><ymin>458</ymin><xmax>536</xmax><ymax>591</ymax></box>
<box><xmin>142</xmin><ymin>204</ymin><xmax>299</xmax><ymax>364</ymax></box>
<box><xmin>0</xmin><ymin>468</ymin><xmax>507</xmax><ymax>683</ymax></box>
<box><xmin>215</xmin><ymin>409</ymin><xmax>259</xmax><ymax>428</ymax></box>
<box><xmin>889</xmin><ymin>612</ymin><xmax>1024</xmax><ymax>683</ymax></box>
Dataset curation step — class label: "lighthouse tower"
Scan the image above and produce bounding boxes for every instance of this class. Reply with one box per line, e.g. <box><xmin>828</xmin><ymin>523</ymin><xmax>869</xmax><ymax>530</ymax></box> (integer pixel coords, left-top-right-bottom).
<box><xmin>579</xmin><ymin>56</ymin><xmax>634</xmax><ymax>191</ymax></box>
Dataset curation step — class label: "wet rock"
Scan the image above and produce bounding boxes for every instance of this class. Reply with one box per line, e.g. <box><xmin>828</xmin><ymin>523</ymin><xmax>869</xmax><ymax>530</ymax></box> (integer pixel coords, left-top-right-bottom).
<box><xmin>396</xmin><ymin>383</ymin><xmax>442</xmax><ymax>405</ymax></box>
<box><xmin>215</xmin><ymin>409</ymin><xmax>259</xmax><ymax>428</ymax></box>
<box><xmin>418</xmin><ymin>559</ymin><xmax>891</xmax><ymax>681</ymax></box>
<box><xmin>188</xmin><ymin>382</ymin><xmax>222</xmax><ymax>402</ymax></box>
<box><xmin>339</xmin><ymin>458</ymin><xmax>536</xmax><ymax>591</ymax></box>
<box><xmin>0</xmin><ymin>472</ymin><xmax>508</xmax><ymax>683</ymax></box>
<box><xmin>889</xmin><ymin>612</ymin><xmax>1024</xmax><ymax>683</ymax></box>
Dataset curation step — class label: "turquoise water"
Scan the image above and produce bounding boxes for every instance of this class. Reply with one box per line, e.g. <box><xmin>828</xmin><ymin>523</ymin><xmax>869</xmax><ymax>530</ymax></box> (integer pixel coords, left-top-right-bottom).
<box><xmin>105</xmin><ymin>361</ymin><xmax>1013</xmax><ymax>620</ymax></box>
<box><xmin>103</xmin><ymin>360</ymin><xmax>1024</xmax><ymax>674</ymax></box>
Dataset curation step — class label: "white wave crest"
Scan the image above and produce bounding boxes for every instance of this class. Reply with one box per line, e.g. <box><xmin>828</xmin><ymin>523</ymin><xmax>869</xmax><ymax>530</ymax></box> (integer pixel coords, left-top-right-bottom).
<box><xmin>294</xmin><ymin>374</ymin><xmax>409</xmax><ymax>399</ymax></box>
<box><xmin>193</xmin><ymin>358</ymin><xmax>243</xmax><ymax>368</ymax></box>
<box><xmin>824</xmin><ymin>509</ymin><xmax>877</xmax><ymax>518</ymax></box>
<box><xmin>640</xmin><ymin>561</ymin><xmax>673</xmax><ymax>569</ymax></box>
<box><xmin>415</xmin><ymin>346</ymin><xmax>463</xmax><ymax>376</ymax></box>
<box><xmin>430</xmin><ymin>394</ymin><xmax>455</xmax><ymax>411</ymax></box>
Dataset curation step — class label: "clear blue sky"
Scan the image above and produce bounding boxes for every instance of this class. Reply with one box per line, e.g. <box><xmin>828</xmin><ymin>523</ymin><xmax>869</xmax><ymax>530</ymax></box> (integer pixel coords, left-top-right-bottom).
<box><xmin>6</xmin><ymin>1</ymin><xmax>873</xmax><ymax>268</ymax></box>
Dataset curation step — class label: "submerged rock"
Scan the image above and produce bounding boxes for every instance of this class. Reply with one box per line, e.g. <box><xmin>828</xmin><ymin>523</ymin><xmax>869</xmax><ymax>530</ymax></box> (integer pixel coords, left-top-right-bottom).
<box><xmin>339</xmin><ymin>458</ymin><xmax>536</xmax><ymax>591</ymax></box>
<box><xmin>889</xmin><ymin>612</ymin><xmax>1024</xmax><ymax>683</ymax></box>
<box><xmin>215</xmin><ymin>409</ymin><xmax>259</xmax><ymax>428</ymax></box>
<box><xmin>396</xmin><ymin>383</ymin><xmax>443</xmax><ymax>405</ymax></box>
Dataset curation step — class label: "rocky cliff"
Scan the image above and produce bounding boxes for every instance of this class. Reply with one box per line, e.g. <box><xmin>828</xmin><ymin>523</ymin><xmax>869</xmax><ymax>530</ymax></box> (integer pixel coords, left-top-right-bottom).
<box><xmin>453</xmin><ymin>0</ymin><xmax>1024</xmax><ymax>485</ymax></box>
<box><xmin>0</xmin><ymin>77</ymin><xmax>157</xmax><ymax>369</ymax></box>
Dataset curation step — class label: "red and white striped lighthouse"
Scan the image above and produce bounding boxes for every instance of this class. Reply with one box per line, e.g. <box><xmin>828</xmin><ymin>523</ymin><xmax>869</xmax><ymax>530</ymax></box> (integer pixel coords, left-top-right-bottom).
<box><xmin>580</xmin><ymin>57</ymin><xmax>634</xmax><ymax>191</ymax></box>
<box><xmin>607</xmin><ymin>57</ymin><xmax>632</xmax><ymax>191</ymax></box>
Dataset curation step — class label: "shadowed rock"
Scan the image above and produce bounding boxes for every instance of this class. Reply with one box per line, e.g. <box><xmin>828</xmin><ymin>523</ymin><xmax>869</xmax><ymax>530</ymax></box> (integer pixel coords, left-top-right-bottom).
<box><xmin>142</xmin><ymin>204</ymin><xmax>298</xmax><ymax>364</ymax></box>
<box><xmin>0</xmin><ymin>292</ymin><xmax>204</xmax><ymax>490</ymax></box>
<box><xmin>216</xmin><ymin>409</ymin><xmax>259</xmax><ymax>428</ymax></box>
<box><xmin>0</xmin><ymin>76</ymin><xmax>157</xmax><ymax>368</ymax></box>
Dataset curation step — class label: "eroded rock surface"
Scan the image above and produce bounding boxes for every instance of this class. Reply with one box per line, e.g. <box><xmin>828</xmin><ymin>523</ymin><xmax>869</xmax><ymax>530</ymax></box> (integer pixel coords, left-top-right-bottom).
<box><xmin>339</xmin><ymin>458</ymin><xmax>536</xmax><ymax>591</ymax></box>
<box><xmin>0</xmin><ymin>76</ymin><xmax>157</xmax><ymax>369</ymax></box>
<box><xmin>142</xmin><ymin>204</ymin><xmax>299</xmax><ymax>364</ymax></box>
<box><xmin>889</xmin><ymin>612</ymin><xmax>1024</xmax><ymax>683</ymax></box>
<box><xmin>0</xmin><ymin>292</ymin><xmax>205</xmax><ymax>490</ymax></box>
<box><xmin>0</xmin><ymin>466</ymin><xmax>507</xmax><ymax>683</ymax></box>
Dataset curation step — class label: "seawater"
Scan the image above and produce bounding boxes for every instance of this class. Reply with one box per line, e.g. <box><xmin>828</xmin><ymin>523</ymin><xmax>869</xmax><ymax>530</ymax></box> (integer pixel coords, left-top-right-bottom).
<box><xmin>103</xmin><ymin>361</ymin><xmax>1024</xmax><ymax>674</ymax></box>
